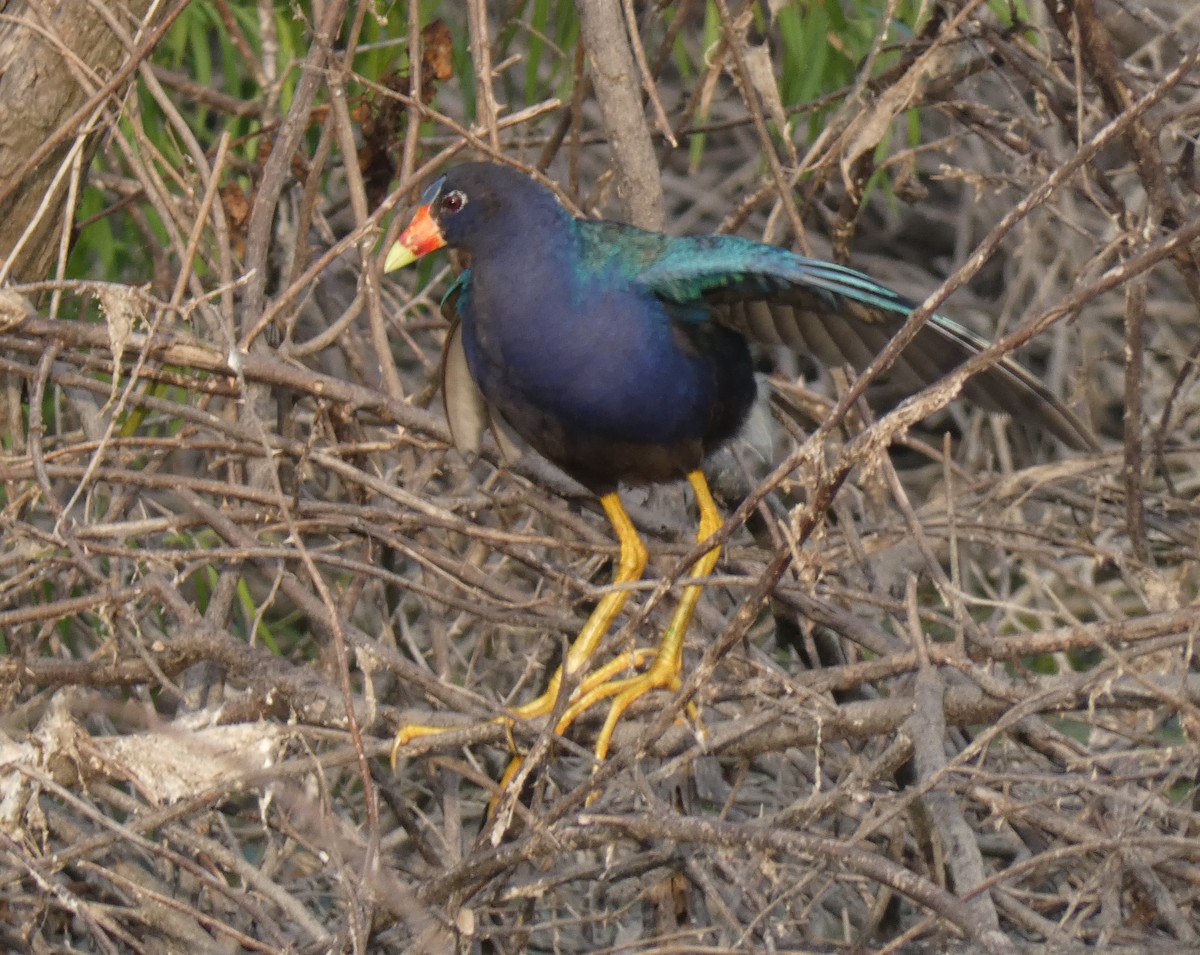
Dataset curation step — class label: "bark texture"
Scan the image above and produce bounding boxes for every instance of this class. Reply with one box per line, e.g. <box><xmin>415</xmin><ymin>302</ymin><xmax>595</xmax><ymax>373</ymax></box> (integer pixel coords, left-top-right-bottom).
<box><xmin>0</xmin><ymin>0</ymin><xmax>156</xmax><ymax>280</ymax></box>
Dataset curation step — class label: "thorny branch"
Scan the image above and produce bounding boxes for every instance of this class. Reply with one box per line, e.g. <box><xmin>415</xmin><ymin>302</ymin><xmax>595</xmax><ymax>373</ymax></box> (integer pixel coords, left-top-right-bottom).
<box><xmin>1</xmin><ymin>2</ymin><xmax>1199</xmax><ymax>953</ymax></box>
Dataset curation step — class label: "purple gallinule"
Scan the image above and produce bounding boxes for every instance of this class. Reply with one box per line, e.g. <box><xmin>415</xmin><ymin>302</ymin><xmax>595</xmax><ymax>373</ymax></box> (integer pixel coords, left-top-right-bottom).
<box><xmin>385</xmin><ymin>161</ymin><xmax>1094</xmax><ymax>771</ymax></box>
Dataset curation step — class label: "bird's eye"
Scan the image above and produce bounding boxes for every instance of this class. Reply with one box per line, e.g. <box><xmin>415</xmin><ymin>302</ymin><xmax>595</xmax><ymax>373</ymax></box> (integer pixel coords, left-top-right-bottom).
<box><xmin>440</xmin><ymin>190</ymin><xmax>467</xmax><ymax>214</ymax></box>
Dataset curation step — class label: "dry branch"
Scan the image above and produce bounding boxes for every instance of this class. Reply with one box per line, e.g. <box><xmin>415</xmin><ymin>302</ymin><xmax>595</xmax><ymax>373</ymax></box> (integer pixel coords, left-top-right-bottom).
<box><xmin>2</xmin><ymin>1</ymin><xmax>1199</xmax><ymax>952</ymax></box>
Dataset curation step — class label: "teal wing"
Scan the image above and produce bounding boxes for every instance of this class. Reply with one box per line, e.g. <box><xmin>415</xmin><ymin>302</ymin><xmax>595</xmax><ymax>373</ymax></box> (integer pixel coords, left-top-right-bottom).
<box><xmin>628</xmin><ymin>231</ymin><xmax>1095</xmax><ymax>450</ymax></box>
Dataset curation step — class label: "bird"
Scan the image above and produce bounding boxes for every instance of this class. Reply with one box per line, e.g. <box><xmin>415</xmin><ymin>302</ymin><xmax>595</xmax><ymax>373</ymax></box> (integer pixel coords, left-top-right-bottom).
<box><xmin>384</xmin><ymin>160</ymin><xmax>1095</xmax><ymax>775</ymax></box>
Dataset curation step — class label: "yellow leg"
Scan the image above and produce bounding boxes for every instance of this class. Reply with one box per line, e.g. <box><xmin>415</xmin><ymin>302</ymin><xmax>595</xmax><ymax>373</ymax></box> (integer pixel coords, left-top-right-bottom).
<box><xmin>391</xmin><ymin>491</ymin><xmax>647</xmax><ymax>771</ymax></box>
<box><xmin>508</xmin><ymin>491</ymin><xmax>648</xmax><ymax>719</ymax></box>
<box><xmin>394</xmin><ymin>475</ymin><xmax>722</xmax><ymax>783</ymax></box>
<box><xmin>554</xmin><ymin>470</ymin><xmax>722</xmax><ymax>762</ymax></box>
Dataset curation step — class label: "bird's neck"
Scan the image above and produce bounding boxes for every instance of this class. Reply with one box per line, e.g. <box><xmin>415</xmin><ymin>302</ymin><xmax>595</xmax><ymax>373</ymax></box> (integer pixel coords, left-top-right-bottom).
<box><xmin>470</xmin><ymin>211</ymin><xmax>586</xmax><ymax>308</ymax></box>
<box><xmin>462</xmin><ymin>214</ymin><xmax>599</xmax><ymax>384</ymax></box>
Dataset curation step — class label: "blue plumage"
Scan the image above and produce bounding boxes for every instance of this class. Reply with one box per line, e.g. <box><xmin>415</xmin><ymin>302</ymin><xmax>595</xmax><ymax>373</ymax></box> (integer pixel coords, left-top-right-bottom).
<box><xmin>390</xmin><ymin>161</ymin><xmax>1095</xmax><ymax>492</ymax></box>
<box><xmin>384</xmin><ymin>161</ymin><xmax>1096</xmax><ymax>775</ymax></box>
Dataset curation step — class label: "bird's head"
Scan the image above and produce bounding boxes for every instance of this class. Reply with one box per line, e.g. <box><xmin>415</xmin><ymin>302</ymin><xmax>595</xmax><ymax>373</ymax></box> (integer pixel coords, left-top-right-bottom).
<box><xmin>384</xmin><ymin>162</ymin><xmax>567</xmax><ymax>272</ymax></box>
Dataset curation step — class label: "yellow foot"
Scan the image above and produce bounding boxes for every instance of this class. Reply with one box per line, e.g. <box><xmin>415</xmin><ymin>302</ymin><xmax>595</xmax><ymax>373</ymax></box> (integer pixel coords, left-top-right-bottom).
<box><xmin>388</xmin><ymin>716</ymin><xmax>516</xmax><ymax>772</ymax></box>
<box><xmin>562</xmin><ymin>656</ymin><xmax>683</xmax><ymax>763</ymax></box>
<box><xmin>389</xmin><ymin>723</ymin><xmax>451</xmax><ymax>770</ymax></box>
<box><xmin>494</xmin><ymin>645</ymin><xmax>708</xmax><ymax>808</ymax></box>
<box><xmin>494</xmin><ymin>647</ymin><xmax>658</xmax><ymax>801</ymax></box>
<box><xmin>394</xmin><ymin>469</ymin><xmax>722</xmax><ymax>803</ymax></box>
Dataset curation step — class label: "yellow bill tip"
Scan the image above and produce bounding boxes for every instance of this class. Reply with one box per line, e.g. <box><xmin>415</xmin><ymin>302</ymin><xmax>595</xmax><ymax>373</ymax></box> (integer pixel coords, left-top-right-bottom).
<box><xmin>384</xmin><ymin>241</ymin><xmax>418</xmax><ymax>272</ymax></box>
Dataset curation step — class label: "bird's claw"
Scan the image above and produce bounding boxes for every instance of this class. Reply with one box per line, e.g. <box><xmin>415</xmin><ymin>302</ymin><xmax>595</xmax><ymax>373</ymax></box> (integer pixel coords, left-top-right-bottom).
<box><xmin>388</xmin><ymin>713</ymin><xmax>517</xmax><ymax>773</ymax></box>
<box><xmin>389</xmin><ymin>722</ymin><xmax>452</xmax><ymax>770</ymax></box>
<box><xmin>393</xmin><ymin>647</ymin><xmax>704</xmax><ymax>814</ymax></box>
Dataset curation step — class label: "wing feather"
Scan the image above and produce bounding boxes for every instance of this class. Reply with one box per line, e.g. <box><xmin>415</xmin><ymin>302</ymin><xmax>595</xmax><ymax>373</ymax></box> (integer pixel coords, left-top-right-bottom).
<box><xmin>635</xmin><ymin>234</ymin><xmax>1096</xmax><ymax>450</ymax></box>
<box><xmin>439</xmin><ymin>276</ymin><xmax>524</xmax><ymax>463</ymax></box>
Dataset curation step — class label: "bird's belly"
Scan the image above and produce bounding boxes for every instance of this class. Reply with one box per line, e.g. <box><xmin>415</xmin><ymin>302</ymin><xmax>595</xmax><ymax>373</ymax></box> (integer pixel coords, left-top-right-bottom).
<box><xmin>462</xmin><ymin>303</ymin><xmax>752</xmax><ymax>488</ymax></box>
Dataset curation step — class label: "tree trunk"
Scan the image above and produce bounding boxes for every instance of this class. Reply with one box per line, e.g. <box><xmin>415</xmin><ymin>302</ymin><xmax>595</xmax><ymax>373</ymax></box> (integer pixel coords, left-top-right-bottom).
<box><xmin>0</xmin><ymin>0</ymin><xmax>157</xmax><ymax>281</ymax></box>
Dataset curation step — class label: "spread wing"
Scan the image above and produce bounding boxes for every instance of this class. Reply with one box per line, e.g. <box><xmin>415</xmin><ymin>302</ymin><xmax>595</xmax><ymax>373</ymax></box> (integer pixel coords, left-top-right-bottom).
<box><xmin>633</xmin><ymin>233</ymin><xmax>1096</xmax><ymax>450</ymax></box>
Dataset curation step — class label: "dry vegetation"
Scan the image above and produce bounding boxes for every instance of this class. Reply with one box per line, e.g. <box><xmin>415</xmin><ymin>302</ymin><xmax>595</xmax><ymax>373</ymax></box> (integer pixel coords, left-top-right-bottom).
<box><xmin>2</xmin><ymin>0</ymin><xmax>1199</xmax><ymax>952</ymax></box>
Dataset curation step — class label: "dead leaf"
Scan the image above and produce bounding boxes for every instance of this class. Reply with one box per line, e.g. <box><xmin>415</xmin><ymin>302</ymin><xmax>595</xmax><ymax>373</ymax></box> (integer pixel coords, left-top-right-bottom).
<box><xmin>92</xmin><ymin>723</ymin><xmax>288</xmax><ymax>805</ymax></box>
<box><xmin>839</xmin><ymin>43</ymin><xmax>957</xmax><ymax>192</ymax></box>
<box><xmin>96</xmin><ymin>285</ymin><xmax>147</xmax><ymax>402</ymax></box>
<box><xmin>422</xmin><ymin>19</ymin><xmax>454</xmax><ymax>82</ymax></box>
